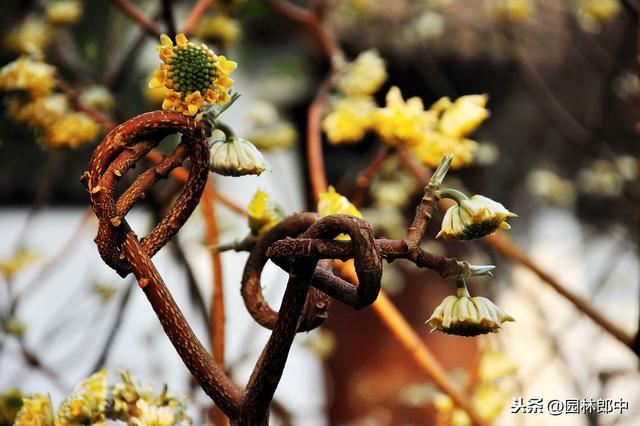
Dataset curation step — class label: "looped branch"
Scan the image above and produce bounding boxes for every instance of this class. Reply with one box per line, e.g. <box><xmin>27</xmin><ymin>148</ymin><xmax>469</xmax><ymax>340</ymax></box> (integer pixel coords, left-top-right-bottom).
<box><xmin>241</xmin><ymin>213</ymin><xmax>383</xmax><ymax>333</ymax></box>
<box><xmin>81</xmin><ymin>110</ymin><xmax>208</xmax><ymax>276</ymax></box>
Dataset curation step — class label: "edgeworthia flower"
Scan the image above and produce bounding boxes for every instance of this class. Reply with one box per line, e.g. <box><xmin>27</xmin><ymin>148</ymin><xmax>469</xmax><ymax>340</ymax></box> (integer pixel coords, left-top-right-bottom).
<box><xmin>209</xmin><ymin>136</ymin><xmax>269</xmax><ymax>176</ymax></box>
<box><xmin>14</xmin><ymin>394</ymin><xmax>54</xmax><ymax>426</ymax></box>
<box><xmin>247</xmin><ymin>190</ymin><xmax>285</xmax><ymax>236</ymax></box>
<box><xmin>437</xmin><ymin>190</ymin><xmax>516</xmax><ymax>240</ymax></box>
<box><xmin>426</xmin><ymin>280</ymin><xmax>514</xmax><ymax>336</ymax></box>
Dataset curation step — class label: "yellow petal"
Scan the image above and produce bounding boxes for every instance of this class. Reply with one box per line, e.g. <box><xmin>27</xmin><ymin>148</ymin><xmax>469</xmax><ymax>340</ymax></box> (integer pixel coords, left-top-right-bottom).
<box><xmin>175</xmin><ymin>32</ymin><xmax>188</xmax><ymax>46</ymax></box>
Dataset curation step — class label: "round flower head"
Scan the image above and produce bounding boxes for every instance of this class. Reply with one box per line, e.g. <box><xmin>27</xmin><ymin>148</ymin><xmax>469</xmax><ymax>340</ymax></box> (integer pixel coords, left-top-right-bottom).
<box><xmin>0</xmin><ymin>56</ymin><xmax>56</xmax><ymax>98</ymax></box>
<box><xmin>317</xmin><ymin>186</ymin><xmax>361</xmax><ymax>240</ymax></box>
<box><xmin>437</xmin><ymin>193</ymin><xmax>516</xmax><ymax>240</ymax></box>
<box><xmin>322</xmin><ymin>96</ymin><xmax>375</xmax><ymax>144</ymax></box>
<box><xmin>56</xmin><ymin>370</ymin><xmax>108</xmax><ymax>425</ymax></box>
<box><xmin>209</xmin><ymin>136</ymin><xmax>269</xmax><ymax>176</ymax></box>
<box><xmin>149</xmin><ymin>33</ymin><xmax>236</xmax><ymax>116</ymax></box>
<box><xmin>46</xmin><ymin>0</ymin><xmax>83</xmax><ymax>26</ymax></box>
<box><xmin>426</xmin><ymin>283</ymin><xmax>514</xmax><ymax>336</ymax></box>
<box><xmin>335</xmin><ymin>49</ymin><xmax>387</xmax><ymax>97</ymax></box>
<box><xmin>130</xmin><ymin>400</ymin><xmax>177</xmax><ymax>426</ymax></box>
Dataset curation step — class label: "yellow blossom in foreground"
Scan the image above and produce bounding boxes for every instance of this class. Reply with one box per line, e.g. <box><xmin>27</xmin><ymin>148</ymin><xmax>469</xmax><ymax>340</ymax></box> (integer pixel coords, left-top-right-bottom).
<box><xmin>373</xmin><ymin>86</ymin><xmax>437</xmax><ymax>147</ymax></box>
<box><xmin>323</xmin><ymin>96</ymin><xmax>375</xmax><ymax>144</ymax></box>
<box><xmin>196</xmin><ymin>15</ymin><xmax>241</xmax><ymax>46</ymax></box>
<box><xmin>336</xmin><ymin>50</ymin><xmax>387</xmax><ymax>96</ymax></box>
<box><xmin>426</xmin><ymin>286</ymin><xmax>514</xmax><ymax>336</ymax></box>
<box><xmin>149</xmin><ymin>33</ymin><xmax>236</xmax><ymax>116</ymax></box>
<box><xmin>437</xmin><ymin>194</ymin><xmax>516</xmax><ymax>240</ymax></box>
<box><xmin>45</xmin><ymin>0</ymin><xmax>83</xmax><ymax>25</ymax></box>
<box><xmin>42</xmin><ymin>112</ymin><xmax>101</xmax><ymax>149</ymax></box>
<box><xmin>0</xmin><ymin>56</ymin><xmax>56</xmax><ymax>97</ymax></box>
<box><xmin>56</xmin><ymin>370</ymin><xmax>108</xmax><ymax>425</ymax></box>
<box><xmin>247</xmin><ymin>190</ymin><xmax>285</xmax><ymax>236</ymax></box>
<box><xmin>318</xmin><ymin>186</ymin><xmax>361</xmax><ymax>240</ymax></box>
<box><xmin>3</xmin><ymin>16</ymin><xmax>53</xmax><ymax>54</ymax></box>
<box><xmin>411</xmin><ymin>131</ymin><xmax>477</xmax><ymax>170</ymax></box>
<box><xmin>0</xmin><ymin>250</ymin><xmax>41</xmax><ymax>280</ymax></box>
<box><xmin>436</xmin><ymin>94</ymin><xmax>490</xmax><ymax>139</ymax></box>
<box><xmin>131</xmin><ymin>400</ymin><xmax>177</xmax><ymax>426</ymax></box>
<box><xmin>486</xmin><ymin>0</ymin><xmax>534</xmax><ymax>23</ymax></box>
<box><xmin>318</xmin><ymin>186</ymin><xmax>361</xmax><ymax>218</ymax></box>
<box><xmin>14</xmin><ymin>394</ymin><xmax>54</xmax><ymax>426</ymax></box>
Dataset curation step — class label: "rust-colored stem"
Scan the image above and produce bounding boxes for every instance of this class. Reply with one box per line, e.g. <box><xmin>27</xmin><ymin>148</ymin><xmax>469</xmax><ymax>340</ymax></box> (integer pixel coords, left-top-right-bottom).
<box><xmin>111</xmin><ymin>0</ymin><xmax>162</xmax><ymax>38</ymax></box>
<box><xmin>182</xmin><ymin>0</ymin><xmax>215</xmax><ymax>36</ymax></box>
<box><xmin>351</xmin><ymin>146</ymin><xmax>391</xmax><ymax>207</ymax></box>
<box><xmin>307</xmin><ymin>76</ymin><xmax>332</xmax><ymax>202</ymax></box>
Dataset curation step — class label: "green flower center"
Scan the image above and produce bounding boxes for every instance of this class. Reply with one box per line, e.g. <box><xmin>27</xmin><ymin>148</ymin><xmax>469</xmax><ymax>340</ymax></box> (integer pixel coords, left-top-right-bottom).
<box><xmin>168</xmin><ymin>45</ymin><xmax>216</xmax><ymax>95</ymax></box>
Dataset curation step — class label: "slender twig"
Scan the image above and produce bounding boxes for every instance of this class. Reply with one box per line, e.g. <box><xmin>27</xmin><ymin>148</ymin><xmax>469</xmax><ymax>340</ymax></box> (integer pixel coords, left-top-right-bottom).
<box><xmin>307</xmin><ymin>76</ymin><xmax>332</xmax><ymax>202</ymax></box>
<box><xmin>351</xmin><ymin>146</ymin><xmax>391</xmax><ymax>207</ymax></box>
<box><xmin>201</xmin><ymin>179</ymin><xmax>228</xmax><ymax>426</ymax></box>
<box><xmin>399</xmin><ymin>153</ymin><xmax>637</xmax><ymax>354</ymax></box>
<box><xmin>111</xmin><ymin>0</ymin><xmax>162</xmax><ymax>38</ymax></box>
<box><xmin>182</xmin><ymin>0</ymin><xmax>215</xmax><ymax>36</ymax></box>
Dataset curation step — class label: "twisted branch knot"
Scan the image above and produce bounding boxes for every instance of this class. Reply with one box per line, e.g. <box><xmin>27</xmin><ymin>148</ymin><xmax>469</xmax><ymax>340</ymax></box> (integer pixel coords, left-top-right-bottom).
<box><xmin>81</xmin><ymin>110</ymin><xmax>209</xmax><ymax>277</ymax></box>
<box><xmin>241</xmin><ymin>212</ymin><xmax>383</xmax><ymax>333</ymax></box>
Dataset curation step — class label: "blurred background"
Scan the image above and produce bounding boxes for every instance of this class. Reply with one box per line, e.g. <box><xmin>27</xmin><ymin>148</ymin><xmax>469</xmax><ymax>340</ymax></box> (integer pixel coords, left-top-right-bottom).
<box><xmin>0</xmin><ymin>0</ymin><xmax>638</xmax><ymax>425</ymax></box>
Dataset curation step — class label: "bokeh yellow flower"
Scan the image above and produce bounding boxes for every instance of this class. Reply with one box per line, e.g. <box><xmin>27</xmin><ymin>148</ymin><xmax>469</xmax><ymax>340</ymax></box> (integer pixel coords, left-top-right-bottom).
<box><xmin>318</xmin><ymin>186</ymin><xmax>361</xmax><ymax>240</ymax></box>
<box><xmin>336</xmin><ymin>50</ymin><xmax>387</xmax><ymax>96</ymax></box>
<box><xmin>435</xmin><ymin>94</ymin><xmax>490</xmax><ymax>139</ymax></box>
<box><xmin>45</xmin><ymin>0</ymin><xmax>83</xmax><ymax>26</ymax></box>
<box><xmin>323</xmin><ymin>96</ymin><xmax>375</xmax><ymax>144</ymax></box>
<box><xmin>411</xmin><ymin>131</ymin><xmax>477</xmax><ymax>170</ymax></box>
<box><xmin>486</xmin><ymin>0</ymin><xmax>534</xmax><ymax>23</ymax></box>
<box><xmin>149</xmin><ymin>33</ymin><xmax>237</xmax><ymax>116</ymax></box>
<box><xmin>372</xmin><ymin>86</ymin><xmax>437</xmax><ymax>147</ymax></box>
<box><xmin>196</xmin><ymin>14</ymin><xmax>241</xmax><ymax>46</ymax></box>
<box><xmin>3</xmin><ymin>16</ymin><xmax>53</xmax><ymax>54</ymax></box>
<box><xmin>56</xmin><ymin>370</ymin><xmax>108</xmax><ymax>425</ymax></box>
<box><xmin>247</xmin><ymin>190</ymin><xmax>285</xmax><ymax>236</ymax></box>
<box><xmin>0</xmin><ymin>250</ymin><xmax>41</xmax><ymax>280</ymax></box>
<box><xmin>14</xmin><ymin>394</ymin><xmax>54</xmax><ymax>426</ymax></box>
<box><xmin>0</xmin><ymin>56</ymin><xmax>56</xmax><ymax>98</ymax></box>
<box><xmin>42</xmin><ymin>112</ymin><xmax>101</xmax><ymax>149</ymax></box>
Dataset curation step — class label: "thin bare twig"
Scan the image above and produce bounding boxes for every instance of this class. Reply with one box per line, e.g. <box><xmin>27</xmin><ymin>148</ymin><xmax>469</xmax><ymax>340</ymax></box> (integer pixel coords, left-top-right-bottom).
<box><xmin>111</xmin><ymin>0</ymin><xmax>162</xmax><ymax>38</ymax></box>
<box><xmin>182</xmin><ymin>0</ymin><xmax>215</xmax><ymax>36</ymax></box>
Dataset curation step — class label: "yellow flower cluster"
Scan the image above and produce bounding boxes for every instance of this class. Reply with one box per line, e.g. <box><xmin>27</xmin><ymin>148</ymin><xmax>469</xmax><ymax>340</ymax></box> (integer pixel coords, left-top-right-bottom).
<box><xmin>322</xmin><ymin>50</ymin><xmax>386</xmax><ymax>144</ymax></box>
<box><xmin>576</xmin><ymin>0</ymin><xmax>621</xmax><ymax>33</ymax></box>
<box><xmin>335</xmin><ymin>50</ymin><xmax>388</xmax><ymax>97</ymax></box>
<box><xmin>0</xmin><ymin>56</ymin><xmax>56</xmax><ymax>97</ymax></box>
<box><xmin>3</xmin><ymin>16</ymin><xmax>53</xmax><ymax>54</ymax></box>
<box><xmin>56</xmin><ymin>370</ymin><xmax>108</xmax><ymax>425</ymax></box>
<box><xmin>45</xmin><ymin>0</ymin><xmax>83</xmax><ymax>26</ymax></box>
<box><xmin>247</xmin><ymin>190</ymin><xmax>286</xmax><ymax>236</ymax></box>
<box><xmin>0</xmin><ymin>249</ymin><xmax>40</xmax><ymax>280</ymax></box>
<box><xmin>0</xmin><ymin>56</ymin><xmax>101</xmax><ymax>149</ymax></box>
<box><xmin>149</xmin><ymin>33</ymin><xmax>237</xmax><ymax>116</ymax></box>
<box><xmin>14</xmin><ymin>394</ymin><xmax>54</xmax><ymax>426</ymax></box>
<box><xmin>322</xmin><ymin>50</ymin><xmax>490</xmax><ymax>170</ymax></box>
<box><xmin>323</xmin><ymin>96</ymin><xmax>376</xmax><ymax>144</ymax></box>
<box><xmin>196</xmin><ymin>14</ymin><xmax>241</xmax><ymax>46</ymax></box>
<box><xmin>12</xmin><ymin>370</ymin><xmax>189</xmax><ymax>426</ymax></box>
<box><xmin>486</xmin><ymin>0</ymin><xmax>534</xmax><ymax>23</ymax></box>
<box><xmin>318</xmin><ymin>186</ymin><xmax>362</xmax><ymax>240</ymax></box>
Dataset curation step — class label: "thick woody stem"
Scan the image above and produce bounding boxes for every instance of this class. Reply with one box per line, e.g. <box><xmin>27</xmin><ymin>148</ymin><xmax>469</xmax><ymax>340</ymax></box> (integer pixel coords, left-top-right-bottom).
<box><xmin>240</xmin><ymin>259</ymin><xmax>316</xmax><ymax>425</ymax></box>
<box><xmin>122</xmin><ymin>232</ymin><xmax>242</xmax><ymax>417</ymax></box>
<box><xmin>404</xmin><ymin>183</ymin><xmax>438</xmax><ymax>251</ymax></box>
